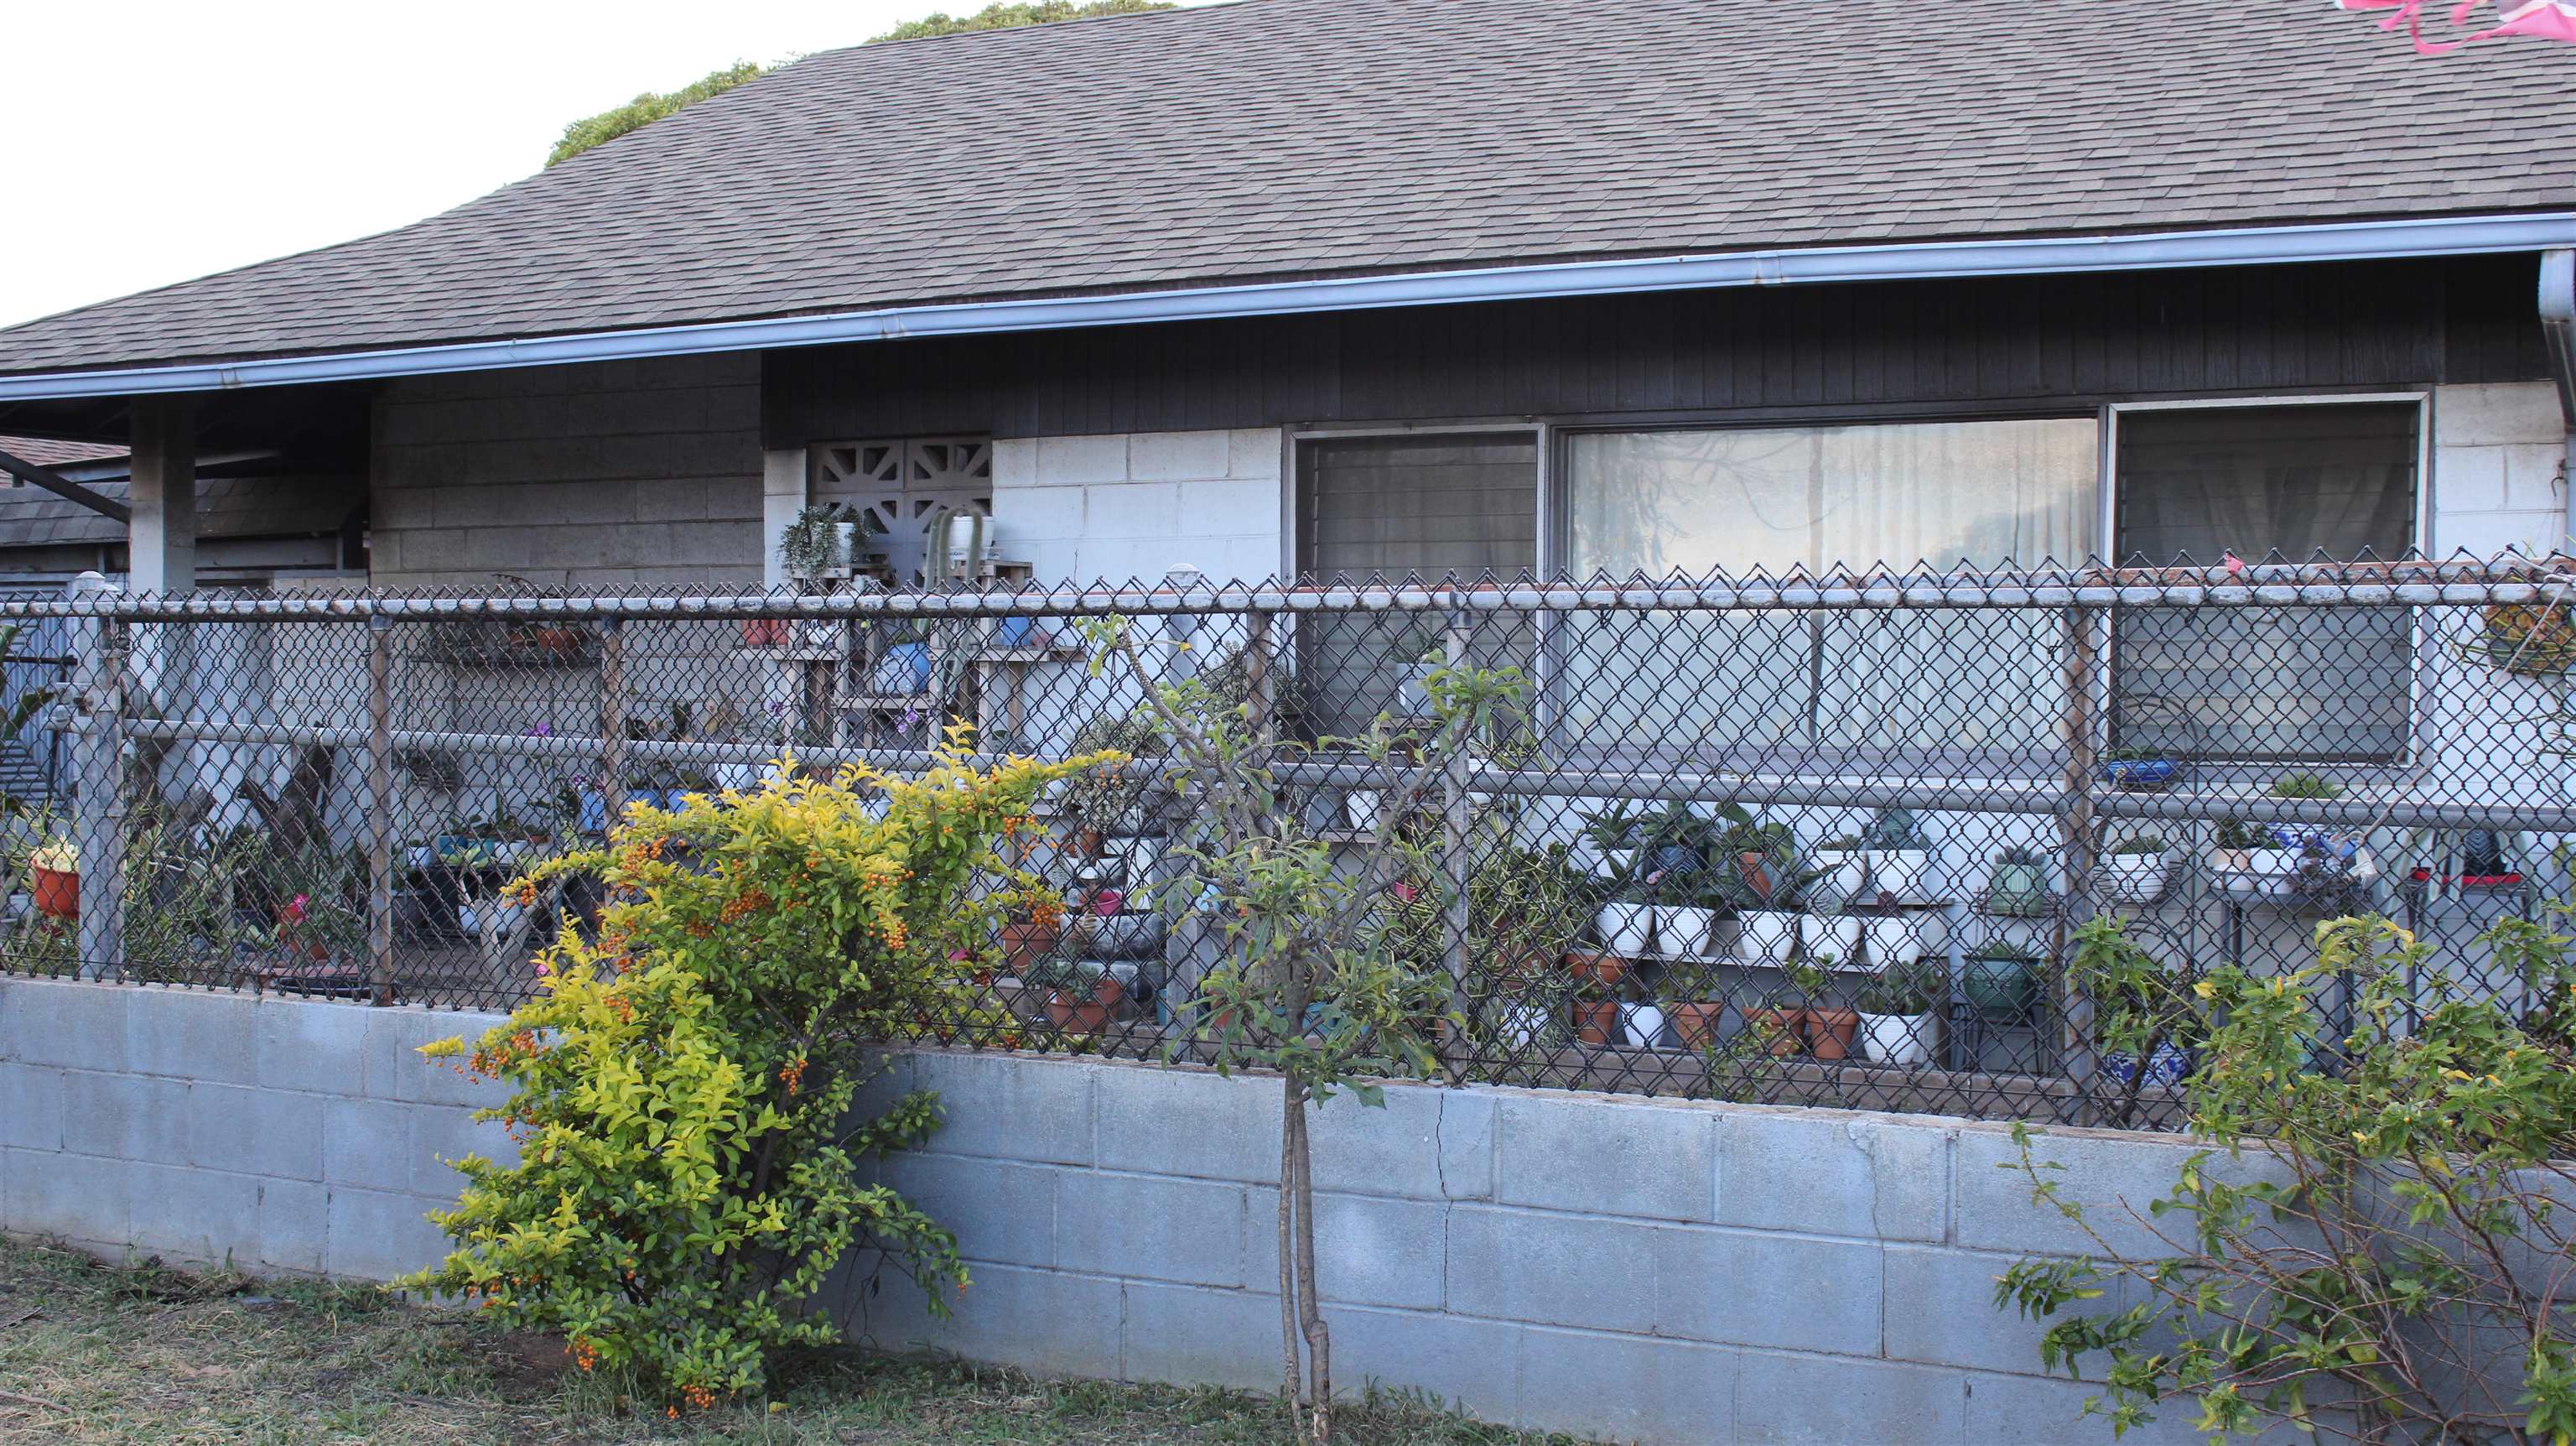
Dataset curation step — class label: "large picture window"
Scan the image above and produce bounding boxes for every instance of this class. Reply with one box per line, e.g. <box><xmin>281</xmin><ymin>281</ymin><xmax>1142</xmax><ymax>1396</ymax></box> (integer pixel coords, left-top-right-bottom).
<box><xmin>1558</xmin><ymin>419</ymin><xmax>2101</xmax><ymax>758</ymax></box>
<box><xmin>2111</xmin><ymin>401</ymin><xmax>2420</xmax><ymax>761</ymax></box>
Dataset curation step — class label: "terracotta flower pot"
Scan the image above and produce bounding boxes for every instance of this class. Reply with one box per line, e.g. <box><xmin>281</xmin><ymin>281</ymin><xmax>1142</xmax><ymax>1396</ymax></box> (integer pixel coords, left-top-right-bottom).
<box><xmin>31</xmin><ymin>864</ymin><xmax>77</xmax><ymax>921</ymax></box>
<box><xmin>739</xmin><ymin>617</ymin><xmax>790</xmax><ymax>648</ymax></box>
<box><xmin>1000</xmin><ymin>918</ymin><xmax>1060</xmax><ymax>972</ymax></box>
<box><xmin>1805</xmin><ymin>1007</ymin><xmax>1862</xmax><ymax>1061</ymax></box>
<box><xmin>1667</xmin><ymin>1001</ymin><xmax>1727</xmax><ymax>1050</ymax></box>
<box><xmin>1743</xmin><ymin>1007</ymin><xmax>1805</xmax><ymax>1057</ymax></box>
<box><xmin>1046</xmin><ymin>975</ymin><xmax>1127</xmax><ymax>1034</ymax></box>
<box><xmin>1570</xmin><ymin>1000</ymin><xmax>1619</xmax><ymax>1046</ymax></box>
<box><xmin>1561</xmin><ymin>951</ymin><xmax>1630</xmax><ymax>990</ymax></box>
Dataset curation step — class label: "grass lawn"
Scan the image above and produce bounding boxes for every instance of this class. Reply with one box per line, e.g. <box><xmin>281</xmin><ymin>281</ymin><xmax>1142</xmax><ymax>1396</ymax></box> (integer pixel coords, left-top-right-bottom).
<box><xmin>0</xmin><ymin>1237</ymin><xmax>1584</xmax><ymax>1445</ymax></box>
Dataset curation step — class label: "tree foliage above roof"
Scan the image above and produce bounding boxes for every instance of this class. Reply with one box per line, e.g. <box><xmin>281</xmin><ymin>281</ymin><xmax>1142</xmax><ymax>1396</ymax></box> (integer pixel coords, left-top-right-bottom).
<box><xmin>870</xmin><ymin>0</ymin><xmax>1175</xmax><ymax>44</ymax></box>
<box><xmin>547</xmin><ymin>61</ymin><xmax>766</xmax><ymax>169</ymax></box>
<box><xmin>545</xmin><ymin>2</ymin><xmax>1176</xmax><ymax>168</ymax></box>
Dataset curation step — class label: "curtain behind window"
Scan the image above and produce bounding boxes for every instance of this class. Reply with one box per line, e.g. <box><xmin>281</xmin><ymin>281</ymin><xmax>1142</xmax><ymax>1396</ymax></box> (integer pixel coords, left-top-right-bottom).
<box><xmin>1561</xmin><ymin>419</ymin><xmax>2099</xmax><ymax>762</ymax></box>
<box><xmin>2113</xmin><ymin>403</ymin><xmax>2418</xmax><ymax>760</ymax></box>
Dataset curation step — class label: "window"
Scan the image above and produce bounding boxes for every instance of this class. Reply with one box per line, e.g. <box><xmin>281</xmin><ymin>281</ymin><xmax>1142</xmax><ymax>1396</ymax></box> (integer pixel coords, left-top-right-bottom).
<box><xmin>1296</xmin><ymin>433</ymin><xmax>1538</xmax><ymax>738</ymax></box>
<box><xmin>2110</xmin><ymin>402</ymin><xmax>2421</xmax><ymax>761</ymax></box>
<box><xmin>1558</xmin><ymin>419</ymin><xmax>2101</xmax><ymax>758</ymax></box>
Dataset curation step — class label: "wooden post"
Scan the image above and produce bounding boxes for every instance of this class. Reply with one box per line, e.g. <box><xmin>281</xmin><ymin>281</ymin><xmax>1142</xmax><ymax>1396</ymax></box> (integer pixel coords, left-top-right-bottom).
<box><xmin>366</xmin><ymin>616</ymin><xmax>395</xmax><ymax>1006</ymax></box>
<box><xmin>1244</xmin><ymin>609</ymin><xmax>1274</xmax><ymax>744</ymax></box>
<box><xmin>2056</xmin><ymin>603</ymin><xmax>2102</xmax><ymax>1122</ymax></box>
<box><xmin>599</xmin><ymin>617</ymin><xmax>628</xmax><ymax>825</ymax></box>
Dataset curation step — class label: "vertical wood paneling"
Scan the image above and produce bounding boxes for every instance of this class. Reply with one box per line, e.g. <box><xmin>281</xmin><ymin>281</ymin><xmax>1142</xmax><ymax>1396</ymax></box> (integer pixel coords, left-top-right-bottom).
<box><xmin>763</xmin><ymin>254</ymin><xmax>2549</xmax><ymax>445</ymax></box>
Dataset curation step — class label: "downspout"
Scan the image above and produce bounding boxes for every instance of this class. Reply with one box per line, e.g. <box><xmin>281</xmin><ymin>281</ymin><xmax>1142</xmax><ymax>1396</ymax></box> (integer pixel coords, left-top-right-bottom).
<box><xmin>2542</xmin><ymin>248</ymin><xmax>2575</xmax><ymax>549</ymax></box>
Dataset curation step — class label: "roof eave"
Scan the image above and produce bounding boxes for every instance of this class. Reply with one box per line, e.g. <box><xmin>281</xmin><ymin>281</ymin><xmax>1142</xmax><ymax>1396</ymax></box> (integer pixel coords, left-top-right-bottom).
<box><xmin>4</xmin><ymin>211</ymin><xmax>2573</xmax><ymax>403</ymax></box>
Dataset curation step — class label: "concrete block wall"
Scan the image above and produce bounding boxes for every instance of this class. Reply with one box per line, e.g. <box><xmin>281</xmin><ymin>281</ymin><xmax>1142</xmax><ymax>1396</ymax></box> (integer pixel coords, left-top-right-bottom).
<box><xmin>989</xmin><ymin>429</ymin><xmax>1284</xmax><ymax>584</ymax></box>
<box><xmin>0</xmin><ymin>980</ymin><xmax>2303</xmax><ymax>1444</ymax></box>
<box><xmin>849</xmin><ymin>1048</ymin><xmax>2241</xmax><ymax>1446</ymax></box>
<box><xmin>369</xmin><ymin>354</ymin><xmax>765</xmax><ymax>589</ymax></box>
<box><xmin>0</xmin><ymin>978</ymin><xmax>511</xmax><ymax>1278</ymax></box>
<box><xmin>2429</xmin><ymin>381</ymin><xmax>2568</xmax><ymax>559</ymax></box>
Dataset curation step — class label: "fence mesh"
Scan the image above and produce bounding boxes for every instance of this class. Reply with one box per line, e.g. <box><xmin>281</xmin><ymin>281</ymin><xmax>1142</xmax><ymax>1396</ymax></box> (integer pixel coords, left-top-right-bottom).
<box><xmin>6</xmin><ymin>556</ymin><xmax>2574</xmax><ymax>1130</ymax></box>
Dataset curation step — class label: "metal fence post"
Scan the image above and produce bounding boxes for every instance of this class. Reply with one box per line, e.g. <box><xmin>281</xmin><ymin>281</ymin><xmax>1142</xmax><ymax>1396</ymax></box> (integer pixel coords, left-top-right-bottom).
<box><xmin>366</xmin><ymin>615</ymin><xmax>396</xmax><ymax>1006</ymax></box>
<box><xmin>66</xmin><ymin>575</ymin><xmax>122</xmax><ymax>980</ymax></box>
<box><xmin>2055</xmin><ymin>601</ymin><xmax>2102</xmax><ymax>1122</ymax></box>
<box><xmin>1440</xmin><ymin>590</ymin><xmax>1474</xmax><ymax>1055</ymax></box>
<box><xmin>599</xmin><ymin>616</ymin><xmax>627</xmax><ymax>825</ymax></box>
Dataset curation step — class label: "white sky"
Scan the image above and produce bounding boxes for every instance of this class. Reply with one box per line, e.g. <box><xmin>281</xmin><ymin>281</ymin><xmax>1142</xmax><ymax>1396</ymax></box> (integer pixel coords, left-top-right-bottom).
<box><xmin>0</xmin><ymin>1</ymin><xmax>1218</xmax><ymax>331</ymax></box>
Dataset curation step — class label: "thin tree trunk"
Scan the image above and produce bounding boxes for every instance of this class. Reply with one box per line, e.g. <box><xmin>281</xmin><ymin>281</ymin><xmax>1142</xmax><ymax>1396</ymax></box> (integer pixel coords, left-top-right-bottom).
<box><xmin>1290</xmin><ymin>1098</ymin><xmax>1331</xmax><ymax>1442</ymax></box>
<box><xmin>1279</xmin><ymin>1072</ymin><xmax>1302</xmax><ymax>1416</ymax></box>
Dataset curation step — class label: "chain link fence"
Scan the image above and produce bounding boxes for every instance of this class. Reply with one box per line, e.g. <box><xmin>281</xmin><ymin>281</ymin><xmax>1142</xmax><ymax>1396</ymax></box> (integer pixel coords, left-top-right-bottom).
<box><xmin>4</xmin><ymin>556</ymin><xmax>2573</xmax><ymax>1129</ymax></box>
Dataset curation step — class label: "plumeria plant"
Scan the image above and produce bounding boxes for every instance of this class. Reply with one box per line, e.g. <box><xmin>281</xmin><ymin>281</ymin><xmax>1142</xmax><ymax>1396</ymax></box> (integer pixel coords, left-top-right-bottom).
<box><xmin>399</xmin><ymin>730</ymin><xmax>1111</xmax><ymax>1409</ymax></box>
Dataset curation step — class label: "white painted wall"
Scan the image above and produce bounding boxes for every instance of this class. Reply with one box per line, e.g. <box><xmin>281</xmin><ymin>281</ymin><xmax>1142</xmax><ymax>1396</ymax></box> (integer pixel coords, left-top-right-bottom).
<box><xmin>988</xmin><ymin>429</ymin><xmax>1284</xmax><ymax>584</ymax></box>
<box><xmin>2428</xmin><ymin>381</ymin><xmax>2567</xmax><ymax>558</ymax></box>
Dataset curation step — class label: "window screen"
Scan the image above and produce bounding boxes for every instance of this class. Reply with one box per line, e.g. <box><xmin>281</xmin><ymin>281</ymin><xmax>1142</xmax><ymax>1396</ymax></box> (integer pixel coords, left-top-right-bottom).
<box><xmin>1295</xmin><ymin>434</ymin><xmax>1537</xmax><ymax>739</ymax></box>
<box><xmin>2111</xmin><ymin>403</ymin><xmax>2419</xmax><ymax>760</ymax></box>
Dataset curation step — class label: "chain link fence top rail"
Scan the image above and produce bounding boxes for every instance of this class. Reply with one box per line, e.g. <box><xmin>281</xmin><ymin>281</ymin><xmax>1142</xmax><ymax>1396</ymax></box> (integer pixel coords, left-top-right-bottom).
<box><xmin>6</xmin><ymin>552</ymin><xmax>2575</xmax><ymax>1130</ymax></box>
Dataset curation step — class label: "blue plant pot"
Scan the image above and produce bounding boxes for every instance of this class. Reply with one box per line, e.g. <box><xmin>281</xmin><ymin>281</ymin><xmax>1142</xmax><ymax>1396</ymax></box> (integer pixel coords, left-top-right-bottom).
<box><xmin>2104</xmin><ymin>758</ymin><xmax>2179</xmax><ymax>790</ymax></box>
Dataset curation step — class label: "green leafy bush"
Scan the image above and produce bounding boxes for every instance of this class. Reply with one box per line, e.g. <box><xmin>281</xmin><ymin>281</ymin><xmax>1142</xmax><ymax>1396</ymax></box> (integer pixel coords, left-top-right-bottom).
<box><xmin>399</xmin><ymin>734</ymin><xmax>1104</xmax><ymax>1407</ymax></box>
<box><xmin>1997</xmin><ymin>913</ymin><xmax>2576</xmax><ymax>1443</ymax></box>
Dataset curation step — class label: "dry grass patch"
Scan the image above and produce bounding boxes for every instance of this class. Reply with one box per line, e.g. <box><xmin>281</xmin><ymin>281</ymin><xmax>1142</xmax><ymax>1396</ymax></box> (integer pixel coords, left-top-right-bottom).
<box><xmin>0</xmin><ymin>1237</ymin><xmax>1583</xmax><ymax>1445</ymax></box>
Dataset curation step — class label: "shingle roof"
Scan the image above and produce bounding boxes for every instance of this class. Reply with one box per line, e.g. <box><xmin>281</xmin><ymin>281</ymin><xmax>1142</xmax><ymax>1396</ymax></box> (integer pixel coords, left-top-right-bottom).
<box><xmin>0</xmin><ymin>437</ymin><xmax>127</xmax><ymax>468</ymax></box>
<box><xmin>0</xmin><ymin>472</ymin><xmax>356</xmax><ymax>549</ymax></box>
<box><xmin>3</xmin><ymin>0</ymin><xmax>2570</xmax><ymax>377</ymax></box>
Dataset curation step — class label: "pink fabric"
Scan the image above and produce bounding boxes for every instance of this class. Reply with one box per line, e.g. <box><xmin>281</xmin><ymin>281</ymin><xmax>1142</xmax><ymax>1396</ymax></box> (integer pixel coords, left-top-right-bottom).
<box><xmin>2336</xmin><ymin>0</ymin><xmax>2576</xmax><ymax>52</ymax></box>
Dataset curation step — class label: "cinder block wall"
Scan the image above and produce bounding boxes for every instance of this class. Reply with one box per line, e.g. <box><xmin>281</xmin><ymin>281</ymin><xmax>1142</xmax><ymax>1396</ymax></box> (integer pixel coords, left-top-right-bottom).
<box><xmin>2429</xmin><ymin>381</ymin><xmax>2567</xmax><ymax>558</ymax></box>
<box><xmin>988</xmin><ymin>429</ymin><xmax>1283</xmax><ymax>584</ymax></box>
<box><xmin>369</xmin><ymin>354</ymin><xmax>765</xmax><ymax>590</ymax></box>
<box><xmin>0</xmin><ymin>978</ymin><xmax>512</xmax><ymax>1277</ymax></box>
<box><xmin>1</xmin><ymin>980</ymin><xmax>2240</xmax><ymax>1444</ymax></box>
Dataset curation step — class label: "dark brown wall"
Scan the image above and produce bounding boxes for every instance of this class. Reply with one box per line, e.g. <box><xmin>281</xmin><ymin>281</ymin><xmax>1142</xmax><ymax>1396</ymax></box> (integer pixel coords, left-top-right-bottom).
<box><xmin>764</xmin><ymin>254</ymin><xmax>2550</xmax><ymax>445</ymax></box>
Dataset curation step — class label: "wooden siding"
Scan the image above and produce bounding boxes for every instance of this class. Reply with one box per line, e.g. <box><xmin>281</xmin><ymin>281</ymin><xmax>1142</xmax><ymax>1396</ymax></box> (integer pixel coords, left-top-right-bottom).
<box><xmin>764</xmin><ymin>254</ymin><xmax>2551</xmax><ymax>445</ymax></box>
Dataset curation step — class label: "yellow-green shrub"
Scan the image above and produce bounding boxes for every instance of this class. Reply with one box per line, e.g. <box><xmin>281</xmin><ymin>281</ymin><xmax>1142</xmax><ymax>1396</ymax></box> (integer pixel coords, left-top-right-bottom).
<box><xmin>399</xmin><ymin>731</ymin><xmax>1104</xmax><ymax>1406</ymax></box>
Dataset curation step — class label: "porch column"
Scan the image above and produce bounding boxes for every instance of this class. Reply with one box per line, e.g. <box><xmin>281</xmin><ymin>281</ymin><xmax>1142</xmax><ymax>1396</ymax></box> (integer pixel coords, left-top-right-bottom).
<box><xmin>761</xmin><ymin>447</ymin><xmax>805</xmax><ymax>590</ymax></box>
<box><xmin>127</xmin><ymin>396</ymin><xmax>197</xmax><ymax>595</ymax></box>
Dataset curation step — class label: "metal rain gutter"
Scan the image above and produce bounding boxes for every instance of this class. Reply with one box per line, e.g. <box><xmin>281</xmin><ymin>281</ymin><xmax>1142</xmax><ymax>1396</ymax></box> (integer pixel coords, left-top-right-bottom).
<box><xmin>3</xmin><ymin>211</ymin><xmax>2572</xmax><ymax>403</ymax></box>
<box><xmin>2542</xmin><ymin>248</ymin><xmax>2575</xmax><ymax>547</ymax></box>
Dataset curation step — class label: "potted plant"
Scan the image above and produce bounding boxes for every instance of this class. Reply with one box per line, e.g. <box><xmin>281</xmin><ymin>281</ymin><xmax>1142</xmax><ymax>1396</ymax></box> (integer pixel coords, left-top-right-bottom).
<box><xmin>1846</xmin><ymin>899</ymin><xmax>1921</xmax><ymax>973</ymax></box>
<box><xmin>1025</xmin><ymin>957</ymin><xmax>1125</xmax><ymax>1034</ymax></box>
<box><xmin>1579</xmin><ymin>801</ymin><xmax>1652</xmax><ymax>883</ymax></box>
<box><xmin>1856</xmin><ymin>962</ymin><xmax>1940</xmax><ymax>1067</ymax></box>
<box><xmin>1857</xmin><ymin>807</ymin><xmax>1938</xmax><ymax>902</ymax></box>
<box><xmin>2097</xmin><ymin>833</ymin><xmax>2173</xmax><ymax>902</ymax></box>
<box><xmin>1961</xmin><ymin>940</ymin><xmax>2044</xmax><ymax>1018</ymax></box>
<box><xmin>1807</xmin><ymin>833</ymin><xmax>1872</xmax><ymax>900</ymax></box>
<box><xmin>1653</xmin><ymin>865</ymin><xmax>1718</xmax><ymax>959</ymax></box>
<box><xmin>2101</xmin><ymin>744</ymin><xmax>2182</xmax><ymax>792</ymax></box>
<box><xmin>1000</xmin><ymin>897</ymin><xmax>1065</xmax><ymax>972</ymax></box>
<box><xmin>1659</xmin><ymin>964</ymin><xmax>1731</xmax><ymax>1051</ymax></box>
<box><xmin>27</xmin><ymin>837</ymin><xmax>75</xmax><ymax>921</ymax></box>
<box><xmin>1986</xmin><ymin>845</ymin><xmax>2053</xmax><ymax>917</ymax></box>
<box><xmin>777</xmin><ymin>502</ymin><xmax>870</xmax><ymax>584</ymax></box>
<box><xmin>1707</xmin><ymin>805</ymin><xmax>1812</xmax><ymax>963</ymax></box>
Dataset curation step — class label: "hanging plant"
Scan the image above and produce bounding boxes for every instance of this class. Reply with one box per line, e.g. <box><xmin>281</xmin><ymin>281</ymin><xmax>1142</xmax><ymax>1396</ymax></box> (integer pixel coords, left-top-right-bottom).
<box><xmin>778</xmin><ymin>503</ymin><xmax>876</xmax><ymax>581</ymax></box>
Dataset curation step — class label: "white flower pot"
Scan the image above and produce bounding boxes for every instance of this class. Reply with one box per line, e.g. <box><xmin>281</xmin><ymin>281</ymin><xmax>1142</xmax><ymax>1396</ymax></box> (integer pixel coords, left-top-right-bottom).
<box><xmin>2098</xmin><ymin>851</ymin><xmax>2172</xmax><ymax>903</ymax></box>
<box><xmin>1344</xmin><ymin>791</ymin><xmax>1381</xmax><ymax>831</ymax></box>
<box><xmin>1810</xmin><ymin>849</ymin><xmax>1872</xmax><ymax>900</ymax></box>
<box><xmin>1499</xmin><ymin>1001</ymin><xmax>1552</xmax><ymax>1048</ymax></box>
<box><xmin>1654</xmin><ymin>905</ymin><xmax>1715</xmax><ymax>958</ymax></box>
<box><xmin>1861</xmin><ymin>1010</ymin><xmax>1937</xmax><ymax>1066</ymax></box>
<box><xmin>1868</xmin><ymin>849</ymin><xmax>1939</xmax><ymax>901</ymax></box>
<box><xmin>1596</xmin><ymin>902</ymin><xmax>1655</xmax><ymax>954</ymax></box>
<box><xmin>1862</xmin><ymin>915</ymin><xmax>1921</xmax><ymax>970</ymax></box>
<box><xmin>1805</xmin><ymin>913</ymin><xmax>1862</xmax><ymax>969</ymax></box>
<box><xmin>1737</xmin><ymin>909</ymin><xmax>1798</xmax><ymax>962</ymax></box>
<box><xmin>1621</xmin><ymin>1002</ymin><xmax>1670</xmax><ymax>1049</ymax></box>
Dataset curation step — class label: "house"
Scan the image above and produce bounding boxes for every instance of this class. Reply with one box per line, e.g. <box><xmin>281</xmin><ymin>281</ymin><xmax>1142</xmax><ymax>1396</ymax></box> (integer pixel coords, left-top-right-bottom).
<box><xmin>0</xmin><ymin>0</ymin><xmax>2572</xmax><ymax>991</ymax></box>
<box><xmin>0</xmin><ymin>0</ymin><xmax>2563</xmax><ymax>611</ymax></box>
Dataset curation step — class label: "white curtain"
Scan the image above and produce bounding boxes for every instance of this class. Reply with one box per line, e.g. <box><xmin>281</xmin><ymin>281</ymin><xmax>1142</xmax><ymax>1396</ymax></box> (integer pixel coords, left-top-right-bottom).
<box><xmin>1559</xmin><ymin>419</ymin><xmax>2100</xmax><ymax>757</ymax></box>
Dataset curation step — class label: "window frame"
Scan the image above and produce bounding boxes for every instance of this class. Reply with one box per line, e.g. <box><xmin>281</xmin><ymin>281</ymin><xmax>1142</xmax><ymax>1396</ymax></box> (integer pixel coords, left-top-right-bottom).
<box><xmin>2101</xmin><ymin>392</ymin><xmax>2431</xmax><ymax>769</ymax></box>
<box><xmin>1287</xmin><ymin>393</ymin><xmax>2436</xmax><ymax>774</ymax></box>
